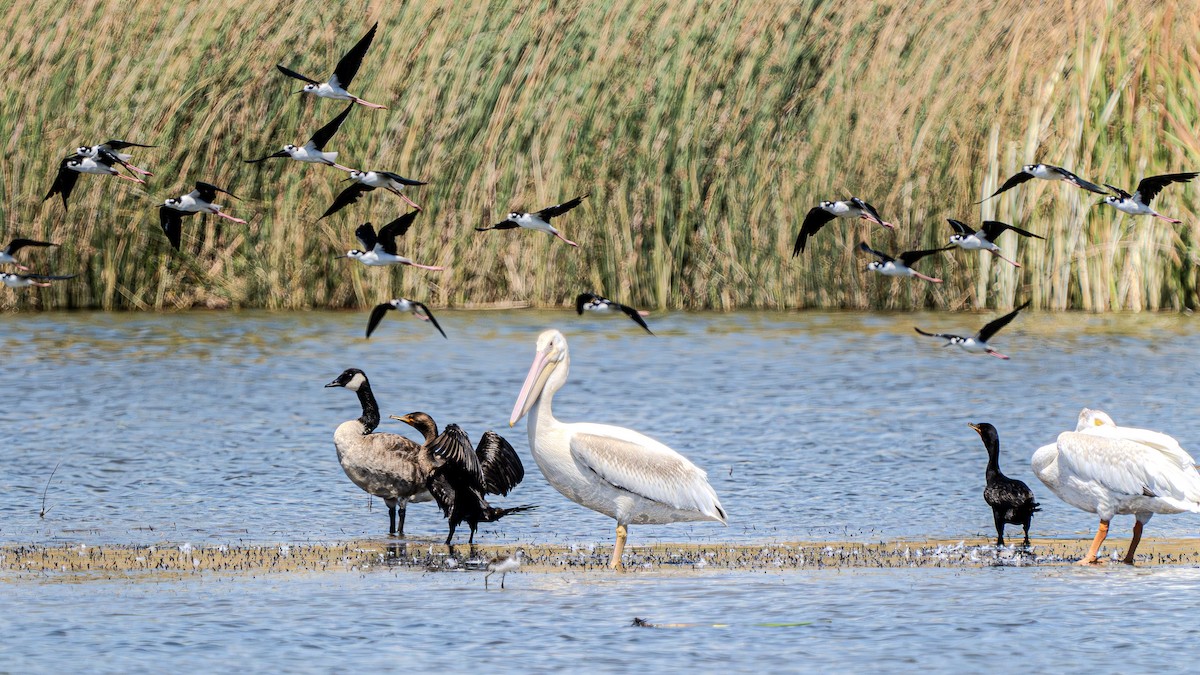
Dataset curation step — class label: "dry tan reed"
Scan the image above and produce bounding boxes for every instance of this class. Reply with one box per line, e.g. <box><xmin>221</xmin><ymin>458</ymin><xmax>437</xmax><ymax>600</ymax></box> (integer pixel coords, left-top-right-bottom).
<box><xmin>0</xmin><ymin>0</ymin><xmax>1196</xmax><ymax>311</ymax></box>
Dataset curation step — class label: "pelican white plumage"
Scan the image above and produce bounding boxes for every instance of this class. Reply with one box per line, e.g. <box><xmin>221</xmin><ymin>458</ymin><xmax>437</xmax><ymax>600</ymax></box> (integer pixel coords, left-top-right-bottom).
<box><xmin>509</xmin><ymin>329</ymin><xmax>726</xmax><ymax>569</ymax></box>
<box><xmin>1032</xmin><ymin>408</ymin><xmax>1200</xmax><ymax>565</ymax></box>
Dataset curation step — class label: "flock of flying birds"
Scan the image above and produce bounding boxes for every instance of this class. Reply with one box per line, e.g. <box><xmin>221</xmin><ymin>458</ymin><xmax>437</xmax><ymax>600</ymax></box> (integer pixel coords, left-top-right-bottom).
<box><xmin>7</xmin><ymin>20</ymin><xmax>1200</xmax><ymax>573</ymax></box>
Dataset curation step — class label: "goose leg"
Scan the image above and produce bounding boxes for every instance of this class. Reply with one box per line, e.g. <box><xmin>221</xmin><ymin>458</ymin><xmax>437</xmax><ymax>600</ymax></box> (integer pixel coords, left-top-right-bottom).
<box><xmin>1122</xmin><ymin>520</ymin><xmax>1144</xmax><ymax>565</ymax></box>
<box><xmin>385</xmin><ymin>498</ymin><xmax>398</xmax><ymax>535</ymax></box>
<box><xmin>396</xmin><ymin>499</ymin><xmax>408</xmax><ymax>537</ymax></box>
<box><xmin>1078</xmin><ymin>520</ymin><xmax>1109</xmax><ymax>565</ymax></box>
<box><xmin>610</xmin><ymin>523</ymin><xmax>628</xmax><ymax>570</ymax></box>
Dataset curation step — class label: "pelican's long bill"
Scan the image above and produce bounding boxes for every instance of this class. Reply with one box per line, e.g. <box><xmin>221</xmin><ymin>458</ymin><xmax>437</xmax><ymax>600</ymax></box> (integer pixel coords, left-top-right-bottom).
<box><xmin>510</xmin><ymin>344</ymin><xmax>556</xmax><ymax>426</ymax></box>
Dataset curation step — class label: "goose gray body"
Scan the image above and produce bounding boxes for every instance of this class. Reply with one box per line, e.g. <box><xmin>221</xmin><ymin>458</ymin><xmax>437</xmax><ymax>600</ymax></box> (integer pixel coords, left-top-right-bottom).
<box><xmin>326</xmin><ymin>368</ymin><xmax>434</xmax><ymax>536</ymax></box>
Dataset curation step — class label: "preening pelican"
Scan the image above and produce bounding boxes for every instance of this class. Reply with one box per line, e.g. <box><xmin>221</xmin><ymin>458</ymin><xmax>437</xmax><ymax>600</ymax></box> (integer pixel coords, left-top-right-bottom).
<box><xmin>1032</xmin><ymin>408</ymin><xmax>1200</xmax><ymax>565</ymax></box>
<box><xmin>509</xmin><ymin>329</ymin><xmax>727</xmax><ymax>569</ymax></box>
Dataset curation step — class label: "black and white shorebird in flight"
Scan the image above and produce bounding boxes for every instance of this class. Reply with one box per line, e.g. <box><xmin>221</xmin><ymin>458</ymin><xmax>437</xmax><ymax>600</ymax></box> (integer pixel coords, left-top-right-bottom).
<box><xmin>159</xmin><ymin>182</ymin><xmax>247</xmax><ymax>250</ymax></box>
<box><xmin>320</xmin><ymin>170</ymin><xmax>428</xmax><ymax>219</ymax></box>
<box><xmin>338</xmin><ymin>212</ymin><xmax>446</xmax><ymax>270</ymax></box>
<box><xmin>0</xmin><ymin>238</ymin><xmax>56</xmax><ymax>271</ymax></box>
<box><xmin>245</xmin><ymin>104</ymin><xmax>355</xmax><ymax>171</ymax></box>
<box><xmin>914</xmin><ymin>301</ymin><xmax>1031</xmax><ymax>360</ymax></box>
<box><xmin>44</xmin><ymin>155</ymin><xmax>146</xmax><ymax>211</ymax></box>
<box><xmin>476</xmin><ymin>193</ymin><xmax>588</xmax><ymax>247</ymax></box>
<box><xmin>575</xmin><ymin>293</ymin><xmax>652</xmax><ymax>334</ymax></box>
<box><xmin>978</xmin><ymin>164</ymin><xmax>1109</xmax><ymax>202</ymax></box>
<box><xmin>1098</xmin><ymin>173</ymin><xmax>1198</xmax><ymax>224</ymax></box>
<box><xmin>276</xmin><ymin>22</ymin><xmax>386</xmax><ymax>109</ymax></box>
<box><xmin>858</xmin><ymin>242</ymin><xmax>950</xmax><ymax>283</ymax></box>
<box><xmin>75</xmin><ymin>140</ymin><xmax>155</xmax><ymax>176</ymax></box>
<box><xmin>945</xmin><ymin>219</ymin><xmax>1043</xmax><ymax>268</ymax></box>
<box><xmin>1</xmin><ymin>272</ymin><xmax>75</xmax><ymax>289</ymax></box>
<box><xmin>793</xmin><ymin>198</ymin><xmax>893</xmax><ymax>256</ymax></box>
<box><xmin>365</xmin><ymin>299</ymin><xmax>447</xmax><ymax>339</ymax></box>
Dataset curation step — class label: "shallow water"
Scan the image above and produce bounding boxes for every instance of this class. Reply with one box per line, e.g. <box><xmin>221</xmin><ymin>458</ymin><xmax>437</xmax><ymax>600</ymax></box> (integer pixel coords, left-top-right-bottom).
<box><xmin>1</xmin><ymin>309</ymin><xmax>1197</xmax><ymax>546</ymax></box>
<box><xmin>3</xmin><ymin>309</ymin><xmax>1200</xmax><ymax>669</ymax></box>
<box><xmin>5</xmin><ymin>565</ymin><xmax>1200</xmax><ymax>671</ymax></box>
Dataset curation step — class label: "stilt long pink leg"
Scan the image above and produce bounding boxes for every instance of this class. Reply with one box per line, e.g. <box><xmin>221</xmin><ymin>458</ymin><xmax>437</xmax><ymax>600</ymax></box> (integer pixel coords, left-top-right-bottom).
<box><xmin>989</xmin><ymin>250</ymin><xmax>1021</xmax><ymax>268</ymax></box>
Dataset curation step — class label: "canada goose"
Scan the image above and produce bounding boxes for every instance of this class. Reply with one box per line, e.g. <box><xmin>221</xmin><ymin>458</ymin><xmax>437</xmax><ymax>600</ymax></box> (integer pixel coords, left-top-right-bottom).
<box><xmin>324</xmin><ymin>368</ymin><xmax>434</xmax><ymax>536</ymax></box>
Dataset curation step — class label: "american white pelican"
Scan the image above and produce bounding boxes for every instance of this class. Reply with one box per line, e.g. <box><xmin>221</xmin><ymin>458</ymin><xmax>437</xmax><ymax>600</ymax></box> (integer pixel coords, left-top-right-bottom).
<box><xmin>509</xmin><ymin>329</ymin><xmax>727</xmax><ymax>569</ymax></box>
<box><xmin>1032</xmin><ymin>408</ymin><xmax>1200</xmax><ymax>565</ymax></box>
<box><xmin>970</xmin><ymin>423</ymin><xmax>1039</xmax><ymax>547</ymax></box>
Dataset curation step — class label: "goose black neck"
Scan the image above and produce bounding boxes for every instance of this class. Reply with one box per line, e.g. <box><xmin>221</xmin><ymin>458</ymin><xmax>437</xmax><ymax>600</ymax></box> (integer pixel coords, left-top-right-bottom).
<box><xmin>354</xmin><ymin>381</ymin><xmax>380</xmax><ymax>434</ymax></box>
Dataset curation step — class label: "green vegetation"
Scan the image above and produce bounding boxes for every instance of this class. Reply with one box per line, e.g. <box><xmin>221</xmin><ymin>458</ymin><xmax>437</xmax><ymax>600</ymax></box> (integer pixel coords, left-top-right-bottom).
<box><xmin>1</xmin><ymin>1</ymin><xmax>1197</xmax><ymax>311</ymax></box>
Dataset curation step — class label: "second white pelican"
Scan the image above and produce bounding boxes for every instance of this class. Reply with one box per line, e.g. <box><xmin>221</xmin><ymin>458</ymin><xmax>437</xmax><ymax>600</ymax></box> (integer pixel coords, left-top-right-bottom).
<box><xmin>1032</xmin><ymin>408</ymin><xmax>1200</xmax><ymax>565</ymax></box>
<box><xmin>509</xmin><ymin>329</ymin><xmax>727</xmax><ymax>569</ymax></box>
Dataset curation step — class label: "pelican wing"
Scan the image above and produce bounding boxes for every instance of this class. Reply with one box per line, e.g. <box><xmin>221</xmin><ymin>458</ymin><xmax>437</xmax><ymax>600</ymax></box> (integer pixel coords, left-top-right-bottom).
<box><xmin>1057</xmin><ymin>432</ymin><xmax>1200</xmax><ymax>503</ymax></box>
<box><xmin>1084</xmin><ymin>424</ymin><xmax>1196</xmax><ymax>471</ymax></box>
<box><xmin>569</xmin><ymin>425</ymin><xmax>726</xmax><ymax>521</ymax></box>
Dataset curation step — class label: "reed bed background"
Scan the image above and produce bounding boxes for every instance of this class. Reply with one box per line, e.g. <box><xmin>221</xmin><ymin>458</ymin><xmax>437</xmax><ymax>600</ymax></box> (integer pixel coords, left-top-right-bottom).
<box><xmin>1</xmin><ymin>0</ymin><xmax>1197</xmax><ymax>312</ymax></box>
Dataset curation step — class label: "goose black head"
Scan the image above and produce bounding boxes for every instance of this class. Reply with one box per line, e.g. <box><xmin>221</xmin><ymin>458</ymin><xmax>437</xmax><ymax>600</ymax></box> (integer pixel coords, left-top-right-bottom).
<box><xmin>326</xmin><ymin>368</ymin><xmax>368</xmax><ymax>391</ymax></box>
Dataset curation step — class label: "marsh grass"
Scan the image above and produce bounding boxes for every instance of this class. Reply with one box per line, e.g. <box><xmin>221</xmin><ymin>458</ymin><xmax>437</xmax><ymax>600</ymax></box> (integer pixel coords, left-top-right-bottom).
<box><xmin>0</xmin><ymin>0</ymin><xmax>1196</xmax><ymax>312</ymax></box>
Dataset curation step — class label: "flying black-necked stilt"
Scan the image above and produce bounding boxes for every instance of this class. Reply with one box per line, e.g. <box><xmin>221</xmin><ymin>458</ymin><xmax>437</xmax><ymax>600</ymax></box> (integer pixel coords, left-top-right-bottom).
<box><xmin>320</xmin><ymin>171</ymin><xmax>428</xmax><ymax>219</ymax></box>
<box><xmin>339</xmin><ymin>212</ymin><xmax>446</xmax><ymax>270</ymax></box>
<box><xmin>1099</xmin><ymin>173</ymin><xmax>1198</xmax><ymax>223</ymax></box>
<box><xmin>575</xmin><ymin>293</ymin><xmax>653</xmax><ymax>334</ymax></box>
<box><xmin>979</xmin><ymin>164</ymin><xmax>1108</xmax><ymax>202</ymax></box>
<box><xmin>476</xmin><ymin>193</ymin><xmax>589</xmax><ymax>247</ymax></box>
<box><xmin>366</xmin><ymin>299</ymin><xmax>447</xmax><ymax>339</ymax></box>
<box><xmin>1</xmin><ymin>272</ymin><xmax>75</xmax><ymax>288</ymax></box>
<box><xmin>0</xmin><ymin>239</ymin><xmax>57</xmax><ymax>271</ymax></box>
<box><xmin>245</xmin><ymin>104</ymin><xmax>355</xmax><ymax>171</ymax></box>
<box><xmin>792</xmin><ymin>198</ymin><xmax>894</xmax><ymax>256</ymax></box>
<box><xmin>858</xmin><ymin>241</ymin><xmax>951</xmax><ymax>283</ymax></box>
<box><xmin>75</xmin><ymin>140</ymin><xmax>155</xmax><ymax>176</ymax></box>
<box><xmin>159</xmin><ymin>182</ymin><xmax>247</xmax><ymax>250</ymax></box>
<box><xmin>945</xmin><ymin>219</ymin><xmax>1044</xmax><ymax>268</ymax></box>
<box><xmin>44</xmin><ymin>155</ymin><xmax>145</xmax><ymax>211</ymax></box>
<box><xmin>914</xmin><ymin>301</ymin><xmax>1031</xmax><ymax>359</ymax></box>
<box><xmin>276</xmin><ymin>23</ymin><xmax>386</xmax><ymax>109</ymax></box>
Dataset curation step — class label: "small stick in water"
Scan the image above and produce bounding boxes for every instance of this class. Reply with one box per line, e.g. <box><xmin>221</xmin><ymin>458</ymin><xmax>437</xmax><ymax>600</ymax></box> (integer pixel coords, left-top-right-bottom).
<box><xmin>39</xmin><ymin>461</ymin><xmax>61</xmax><ymax>518</ymax></box>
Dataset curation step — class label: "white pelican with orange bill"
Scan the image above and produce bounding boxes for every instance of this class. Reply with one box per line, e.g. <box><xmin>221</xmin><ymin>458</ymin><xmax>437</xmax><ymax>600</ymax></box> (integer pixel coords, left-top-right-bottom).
<box><xmin>509</xmin><ymin>329</ymin><xmax>726</xmax><ymax>569</ymax></box>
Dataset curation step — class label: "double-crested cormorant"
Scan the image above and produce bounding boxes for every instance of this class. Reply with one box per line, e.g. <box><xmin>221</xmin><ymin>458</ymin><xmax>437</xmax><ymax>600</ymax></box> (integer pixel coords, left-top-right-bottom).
<box><xmin>970</xmin><ymin>422</ymin><xmax>1039</xmax><ymax>547</ymax></box>
<box><xmin>392</xmin><ymin>412</ymin><xmax>532</xmax><ymax>546</ymax></box>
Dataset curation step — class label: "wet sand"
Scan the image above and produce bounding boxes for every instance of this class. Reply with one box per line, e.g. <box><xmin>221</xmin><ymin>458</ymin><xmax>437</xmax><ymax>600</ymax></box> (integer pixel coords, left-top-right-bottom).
<box><xmin>4</xmin><ymin>537</ymin><xmax>1200</xmax><ymax>581</ymax></box>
